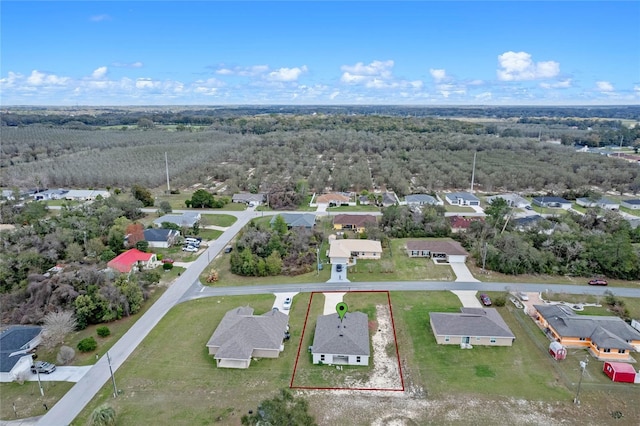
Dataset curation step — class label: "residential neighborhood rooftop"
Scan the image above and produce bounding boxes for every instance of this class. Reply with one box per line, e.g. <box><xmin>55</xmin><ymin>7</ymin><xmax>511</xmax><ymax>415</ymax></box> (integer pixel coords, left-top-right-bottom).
<box><xmin>312</xmin><ymin>312</ymin><xmax>370</xmax><ymax>356</ymax></box>
<box><xmin>406</xmin><ymin>240</ymin><xmax>469</xmax><ymax>256</ymax></box>
<box><xmin>429</xmin><ymin>308</ymin><xmax>515</xmax><ymax>339</ymax></box>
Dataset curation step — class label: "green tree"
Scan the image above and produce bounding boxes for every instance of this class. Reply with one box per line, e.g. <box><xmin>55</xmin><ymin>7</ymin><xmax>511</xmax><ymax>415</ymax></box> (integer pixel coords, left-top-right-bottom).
<box><xmin>189</xmin><ymin>189</ymin><xmax>215</xmax><ymax>208</ymax></box>
<box><xmin>137</xmin><ymin>118</ymin><xmax>154</xmax><ymax>130</ymax></box>
<box><xmin>272</xmin><ymin>214</ymin><xmax>288</xmax><ymax>236</ymax></box>
<box><xmin>158</xmin><ymin>200</ymin><xmax>172</xmax><ymax>214</ymax></box>
<box><xmin>241</xmin><ymin>389</ymin><xmax>316</xmax><ymax>426</ymax></box>
<box><xmin>90</xmin><ymin>404</ymin><xmax>116</xmax><ymax>426</ymax></box>
<box><xmin>131</xmin><ymin>185</ymin><xmax>154</xmax><ymax>207</ymax></box>
<box><xmin>485</xmin><ymin>197</ymin><xmax>511</xmax><ymax>231</ymax></box>
<box><xmin>65</xmin><ymin>242</ymin><xmax>85</xmax><ymax>262</ymax></box>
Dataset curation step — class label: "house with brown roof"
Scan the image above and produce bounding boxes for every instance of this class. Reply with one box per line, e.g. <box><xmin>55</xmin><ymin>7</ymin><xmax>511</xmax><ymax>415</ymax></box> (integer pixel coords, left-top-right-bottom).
<box><xmin>206</xmin><ymin>307</ymin><xmax>289</xmax><ymax>369</ymax></box>
<box><xmin>333</xmin><ymin>214</ymin><xmax>377</xmax><ymax>233</ymax></box>
<box><xmin>315</xmin><ymin>192</ymin><xmax>351</xmax><ymax>205</ymax></box>
<box><xmin>533</xmin><ymin>304</ymin><xmax>640</xmax><ymax>361</ymax></box>
<box><xmin>311</xmin><ymin>312</ymin><xmax>370</xmax><ymax>365</ymax></box>
<box><xmin>406</xmin><ymin>239</ymin><xmax>469</xmax><ymax>263</ymax></box>
<box><xmin>430</xmin><ymin>308</ymin><xmax>515</xmax><ymax>346</ymax></box>
<box><xmin>449</xmin><ymin>216</ymin><xmax>483</xmax><ymax>233</ymax></box>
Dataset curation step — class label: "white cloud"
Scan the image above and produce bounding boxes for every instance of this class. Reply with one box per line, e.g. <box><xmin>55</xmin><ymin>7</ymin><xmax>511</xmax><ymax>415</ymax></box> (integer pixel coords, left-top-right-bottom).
<box><xmin>429</xmin><ymin>68</ymin><xmax>447</xmax><ymax>83</ymax></box>
<box><xmin>329</xmin><ymin>91</ymin><xmax>340</xmax><ymax>100</ymax></box>
<box><xmin>25</xmin><ymin>70</ymin><xmax>69</xmax><ymax>86</ymax></box>
<box><xmin>266</xmin><ymin>65</ymin><xmax>308</xmax><ymax>82</ymax></box>
<box><xmin>91</xmin><ymin>66</ymin><xmax>108</xmax><ymax>79</ymax></box>
<box><xmin>90</xmin><ymin>14</ymin><xmax>111</xmax><ymax>22</ymax></box>
<box><xmin>475</xmin><ymin>92</ymin><xmax>493</xmax><ymax>101</ymax></box>
<box><xmin>135</xmin><ymin>78</ymin><xmax>156</xmax><ymax>89</ymax></box>
<box><xmin>497</xmin><ymin>51</ymin><xmax>560</xmax><ymax>81</ymax></box>
<box><xmin>596</xmin><ymin>81</ymin><xmax>614</xmax><ymax>92</ymax></box>
<box><xmin>214</xmin><ymin>65</ymin><xmax>269</xmax><ymax>76</ymax></box>
<box><xmin>112</xmin><ymin>61</ymin><xmax>143</xmax><ymax>68</ymax></box>
<box><xmin>340</xmin><ymin>60</ymin><xmax>422</xmax><ymax>91</ymax></box>
<box><xmin>540</xmin><ymin>79</ymin><xmax>572</xmax><ymax>89</ymax></box>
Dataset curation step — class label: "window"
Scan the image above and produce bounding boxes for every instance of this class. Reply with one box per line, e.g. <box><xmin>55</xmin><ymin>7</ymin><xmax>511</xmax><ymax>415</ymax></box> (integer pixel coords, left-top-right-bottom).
<box><xmin>320</xmin><ymin>354</ymin><xmax>325</xmax><ymax>361</ymax></box>
<box><xmin>603</xmin><ymin>348</ymin><xmax>611</xmax><ymax>353</ymax></box>
<box><xmin>476</xmin><ymin>336</ymin><xmax>481</xmax><ymax>341</ymax></box>
<box><xmin>579</xmin><ymin>337</ymin><xmax>586</xmax><ymax>341</ymax></box>
<box><xmin>444</xmin><ymin>336</ymin><xmax>450</xmax><ymax>342</ymax></box>
<box><xmin>490</xmin><ymin>337</ymin><xmax>496</xmax><ymax>344</ymax></box>
<box><xmin>356</xmin><ymin>356</ymin><xmax>361</xmax><ymax>363</ymax></box>
<box><xmin>618</xmin><ymin>349</ymin><xmax>626</xmax><ymax>354</ymax></box>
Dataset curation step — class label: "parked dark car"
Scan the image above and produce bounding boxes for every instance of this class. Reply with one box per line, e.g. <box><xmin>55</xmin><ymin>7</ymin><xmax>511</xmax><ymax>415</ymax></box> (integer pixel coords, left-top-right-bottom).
<box><xmin>336</xmin><ymin>264</ymin><xmax>343</xmax><ymax>273</ymax></box>
<box><xmin>588</xmin><ymin>279</ymin><xmax>608</xmax><ymax>286</ymax></box>
<box><xmin>31</xmin><ymin>361</ymin><xmax>56</xmax><ymax>374</ymax></box>
<box><xmin>479</xmin><ymin>294</ymin><xmax>492</xmax><ymax>306</ymax></box>
<box><xmin>224</xmin><ymin>245</ymin><xmax>233</xmax><ymax>253</ymax></box>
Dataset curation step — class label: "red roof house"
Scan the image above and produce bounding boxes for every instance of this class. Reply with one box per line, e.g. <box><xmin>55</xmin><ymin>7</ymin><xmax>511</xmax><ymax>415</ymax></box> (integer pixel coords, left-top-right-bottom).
<box><xmin>107</xmin><ymin>249</ymin><xmax>157</xmax><ymax>274</ymax></box>
<box><xmin>449</xmin><ymin>216</ymin><xmax>483</xmax><ymax>233</ymax></box>
<box><xmin>603</xmin><ymin>362</ymin><xmax>638</xmax><ymax>383</ymax></box>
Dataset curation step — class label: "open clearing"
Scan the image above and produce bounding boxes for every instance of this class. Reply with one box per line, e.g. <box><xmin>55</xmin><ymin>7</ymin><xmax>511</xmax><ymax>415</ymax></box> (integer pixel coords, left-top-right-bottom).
<box><xmin>60</xmin><ymin>291</ymin><xmax>640</xmax><ymax>425</ymax></box>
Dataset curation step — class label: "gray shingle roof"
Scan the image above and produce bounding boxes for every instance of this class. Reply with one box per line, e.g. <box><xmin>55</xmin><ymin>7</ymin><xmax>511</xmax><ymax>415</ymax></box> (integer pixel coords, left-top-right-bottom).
<box><xmin>448</xmin><ymin>192</ymin><xmax>480</xmax><ymax>202</ymax></box>
<box><xmin>0</xmin><ymin>326</ymin><xmax>42</xmax><ymax>372</ymax></box>
<box><xmin>270</xmin><ymin>213</ymin><xmax>316</xmax><ymax>228</ymax></box>
<box><xmin>206</xmin><ymin>307</ymin><xmax>289</xmax><ymax>361</ymax></box>
<box><xmin>406</xmin><ymin>240</ymin><xmax>469</xmax><ymax>256</ymax></box>
<box><xmin>312</xmin><ymin>312</ymin><xmax>370</xmax><ymax>356</ymax></box>
<box><xmin>405</xmin><ymin>194</ymin><xmax>438</xmax><ymax>204</ymax></box>
<box><xmin>535</xmin><ymin>304</ymin><xmax>640</xmax><ymax>349</ymax></box>
<box><xmin>143</xmin><ymin>228</ymin><xmax>177</xmax><ymax>242</ymax></box>
<box><xmin>429</xmin><ymin>308</ymin><xmax>515</xmax><ymax>338</ymax></box>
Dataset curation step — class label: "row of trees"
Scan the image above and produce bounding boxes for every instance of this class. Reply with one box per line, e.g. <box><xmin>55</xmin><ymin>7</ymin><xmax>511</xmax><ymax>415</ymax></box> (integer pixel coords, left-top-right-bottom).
<box><xmin>230</xmin><ymin>217</ymin><xmax>322</xmax><ymax>276</ymax></box>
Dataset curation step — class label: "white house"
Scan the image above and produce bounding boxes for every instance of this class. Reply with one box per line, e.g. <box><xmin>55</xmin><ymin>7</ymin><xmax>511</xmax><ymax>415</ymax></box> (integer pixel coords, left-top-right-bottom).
<box><xmin>445</xmin><ymin>192</ymin><xmax>480</xmax><ymax>206</ymax></box>
<box><xmin>485</xmin><ymin>193</ymin><xmax>529</xmax><ymax>208</ymax></box>
<box><xmin>143</xmin><ymin>228</ymin><xmax>180</xmax><ymax>248</ymax></box>
<box><xmin>576</xmin><ymin>197</ymin><xmax>619</xmax><ymax>210</ymax></box>
<box><xmin>328</xmin><ymin>238</ymin><xmax>382</xmax><ymax>266</ymax></box>
<box><xmin>406</xmin><ymin>240</ymin><xmax>469</xmax><ymax>263</ymax></box>
<box><xmin>532</xmin><ymin>197</ymin><xmax>572</xmax><ymax>210</ymax></box>
<box><xmin>621</xmin><ymin>199</ymin><xmax>640</xmax><ymax>210</ymax></box>
<box><xmin>311</xmin><ymin>312</ymin><xmax>370</xmax><ymax>366</ymax></box>
<box><xmin>405</xmin><ymin>194</ymin><xmax>442</xmax><ymax>206</ymax></box>
<box><xmin>64</xmin><ymin>189</ymin><xmax>110</xmax><ymax>200</ymax></box>
<box><xmin>153</xmin><ymin>212</ymin><xmax>201</xmax><ymax>228</ymax></box>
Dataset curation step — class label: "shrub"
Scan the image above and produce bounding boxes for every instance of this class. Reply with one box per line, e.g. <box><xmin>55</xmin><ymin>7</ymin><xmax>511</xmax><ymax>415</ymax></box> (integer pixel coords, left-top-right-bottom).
<box><xmin>57</xmin><ymin>345</ymin><xmax>75</xmax><ymax>365</ymax></box>
<box><xmin>77</xmin><ymin>337</ymin><xmax>98</xmax><ymax>352</ymax></box>
<box><xmin>206</xmin><ymin>268</ymin><xmax>219</xmax><ymax>283</ymax></box>
<box><xmin>493</xmin><ymin>294</ymin><xmax>507</xmax><ymax>307</ymax></box>
<box><xmin>162</xmin><ymin>262</ymin><xmax>174</xmax><ymax>271</ymax></box>
<box><xmin>97</xmin><ymin>326</ymin><xmax>111</xmax><ymax>337</ymax></box>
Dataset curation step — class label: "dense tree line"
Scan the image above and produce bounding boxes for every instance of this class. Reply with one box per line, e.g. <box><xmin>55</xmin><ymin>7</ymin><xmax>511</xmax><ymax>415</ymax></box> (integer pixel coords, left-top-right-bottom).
<box><xmin>2</xmin><ymin>115</ymin><xmax>639</xmax><ymax>196</ymax></box>
<box><xmin>0</xmin><ymin>194</ymin><xmax>160</xmax><ymax>326</ymax></box>
<box><xmin>229</xmin><ymin>217</ymin><xmax>322</xmax><ymax>276</ymax></box>
<box><xmin>380</xmin><ymin>205</ymin><xmax>451</xmax><ymax>238</ymax></box>
<box><xmin>455</xmin><ymin>207</ymin><xmax>640</xmax><ymax>280</ymax></box>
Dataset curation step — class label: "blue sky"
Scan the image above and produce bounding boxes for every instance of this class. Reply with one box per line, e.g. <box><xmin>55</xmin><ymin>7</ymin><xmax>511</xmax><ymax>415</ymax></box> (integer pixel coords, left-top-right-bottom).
<box><xmin>1</xmin><ymin>1</ymin><xmax>639</xmax><ymax>105</ymax></box>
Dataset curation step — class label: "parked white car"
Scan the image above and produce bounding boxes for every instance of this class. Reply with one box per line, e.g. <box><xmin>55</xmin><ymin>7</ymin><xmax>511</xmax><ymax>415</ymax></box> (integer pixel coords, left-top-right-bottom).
<box><xmin>283</xmin><ymin>297</ymin><xmax>292</xmax><ymax>310</ymax></box>
<box><xmin>182</xmin><ymin>245</ymin><xmax>198</xmax><ymax>252</ymax></box>
<box><xmin>518</xmin><ymin>292</ymin><xmax>529</xmax><ymax>301</ymax></box>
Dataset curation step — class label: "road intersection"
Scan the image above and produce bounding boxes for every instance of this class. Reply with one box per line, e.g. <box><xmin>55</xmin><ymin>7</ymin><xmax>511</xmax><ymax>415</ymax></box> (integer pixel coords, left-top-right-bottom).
<box><xmin>32</xmin><ymin>208</ymin><xmax>640</xmax><ymax>426</ymax></box>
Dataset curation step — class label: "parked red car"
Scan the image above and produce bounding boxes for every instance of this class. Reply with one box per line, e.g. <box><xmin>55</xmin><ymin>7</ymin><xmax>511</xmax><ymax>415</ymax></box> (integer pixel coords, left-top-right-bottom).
<box><xmin>162</xmin><ymin>258</ymin><xmax>174</xmax><ymax>264</ymax></box>
<box><xmin>588</xmin><ymin>279</ymin><xmax>608</xmax><ymax>286</ymax></box>
<box><xmin>479</xmin><ymin>294</ymin><xmax>492</xmax><ymax>306</ymax></box>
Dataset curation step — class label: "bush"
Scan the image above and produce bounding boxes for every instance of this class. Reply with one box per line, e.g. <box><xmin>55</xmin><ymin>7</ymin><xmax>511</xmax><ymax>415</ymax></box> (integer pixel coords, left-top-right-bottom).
<box><xmin>77</xmin><ymin>337</ymin><xmax>98</xmax><ymax>352</ymax></box>
<box><xmin>97</xmin><ymin>326</ymin><xmax>111</xmax><ymax>337</ymax></box>
<box><xmin>206</xmin><ymin>268</ymin><xmax>219</xmax><ymax>283</ymax></box>
<box><xmin>493</xmin><ymin>294</ymin><xmax>507</xmax><ymax>307</ymax></box>
<box><xmin>57</xmin><ymin>345</ymin><xmax>76</xmax><ymax>365</ymax></box>
<box><xmin>162</xmin><ymin>262</ymin><xmax>174</xmax><ymax>271</ymax></box>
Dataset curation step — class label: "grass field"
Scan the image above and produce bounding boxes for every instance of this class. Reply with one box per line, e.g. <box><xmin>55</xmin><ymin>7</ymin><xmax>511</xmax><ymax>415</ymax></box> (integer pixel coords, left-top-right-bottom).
<box><xmin>200</xmin><ymin>214</ymin><xmax>237</xmax><ymax>227</ymax></box>
<box><xmin>66</xmin><ymin>291</ymin><xmax>640</xmax><ymax>425</ymax></box>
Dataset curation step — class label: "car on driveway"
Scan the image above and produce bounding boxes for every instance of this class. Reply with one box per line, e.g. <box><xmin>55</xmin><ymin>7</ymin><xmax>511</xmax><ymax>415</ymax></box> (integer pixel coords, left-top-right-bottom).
<box><xmin>182</xmin><ymin>245</ymin><xmax>198</xmax><ymax>252</ymax></box>
<box><xmin>479</xmin><ymin>294</ymin><xmax>492</xmax><ymax>306</ymax></box>
<box><xmin>31</xmin><ymin>361</ymin><xmax>56</xmax><ymax>374</ymax></box>
<box><xmin>283</xmin><ymin>297</ymin><xmax>292</xmax><ymax>310</ymax></box>
<box><xmin>336</xmin><ymin>264</ymin><xmax>343</xmax><ymax>273</ymax></box>
<box><xmin>224</xmin><ymin>245</ymin><xmax>233</xmax><ymax>253</ymax></box>
<box><xmin>588</xmin><ymin>279</ymin><xmax>608</xmax><ymax>286</ymax></box>
<box><xmin>518</xmin><ymin>292</ymin><xmax>529</xmax><ymax>301</ymax></box>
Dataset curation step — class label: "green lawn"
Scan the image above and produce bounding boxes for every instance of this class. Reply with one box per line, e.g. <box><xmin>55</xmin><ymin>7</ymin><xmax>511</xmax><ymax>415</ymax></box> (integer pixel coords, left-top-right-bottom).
<box><xmin>443</xmin><ymin>205</ymin><xmax>475</xmax><ymax>213</ymax></box>
<box><xmin>199</xmin><ymin>214</ymin><xmax>237</xmax><ymax>227</ymax></box>
<box><xmin>327</xmin><ymin>204</ymin><xmax>380</xmax><ymax>212</ymax></box>
<box><xmin>347</xmin><ymin>238</ymin><xmax>455</xmax><ymax>282</ymax></box>
<box><xmin>68</xmin><ymin>290</ymin><xmax>640</xmax><ymax>425</ymax></box>
<box><xmin>620</xmin><ymin>206</ymin><xmax>640</xmax><ymax>217</ymax></box>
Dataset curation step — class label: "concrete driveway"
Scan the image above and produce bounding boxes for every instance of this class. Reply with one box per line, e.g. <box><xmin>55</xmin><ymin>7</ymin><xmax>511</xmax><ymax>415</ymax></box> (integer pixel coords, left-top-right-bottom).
<box><xmin>450</xmin><ymin>261</ymin><xmax>480</xmax><ymax>282</ymax></box>
<box><xmin>328</xmin><ymin>263</ymin><xmax>350</xmax><ymax>283</ymax></box>
<box><xmin>272</xmin><ymin>292</ymin><xmax>299</xmax><ymax>314</ymax></box>
<box><xmin>0</xmin><ymin>366</ymin><xmax>92</xmax><ymax>383</ymax></box>
<box><xmin>322</xmin><ymin>292</ymin><xmax>346</xmax><ymax>315</ymax></box>
<box><xmin>450</xmin><ymin>290</ymin><xmax>483</xmax><ymax>308</ymax></box>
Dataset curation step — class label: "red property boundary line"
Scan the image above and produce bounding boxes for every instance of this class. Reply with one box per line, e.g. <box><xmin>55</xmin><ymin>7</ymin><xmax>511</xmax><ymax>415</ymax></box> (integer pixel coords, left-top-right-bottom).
<box><xmin>290</xmin><ymin>290</ymin><xmax>405</xmax><ymax>392</ymax></box>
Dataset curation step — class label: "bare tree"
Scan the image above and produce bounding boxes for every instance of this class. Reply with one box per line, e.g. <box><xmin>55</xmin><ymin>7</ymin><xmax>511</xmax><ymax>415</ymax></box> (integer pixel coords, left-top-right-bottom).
<box><xmin>41</xmin><ymin>310</ymin><xmax>77</xmax><ymax>349</ymax></box>
<box><xmin>57</xmin><ymin>345</ymin><xmax>76</xmax><ymax>365</ymax></box>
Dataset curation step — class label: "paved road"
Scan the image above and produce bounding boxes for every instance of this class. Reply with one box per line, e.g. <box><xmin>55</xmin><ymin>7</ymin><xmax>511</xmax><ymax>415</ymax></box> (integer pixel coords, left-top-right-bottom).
<box><xmin>34</xmin><ymin>210</ymin><xmax>254</xmax><ymax>426</ymax></box>
<box><xmin>31</xmin><ymin>206</ymin><xmax>640</xmax><ymax>425</ymax></box>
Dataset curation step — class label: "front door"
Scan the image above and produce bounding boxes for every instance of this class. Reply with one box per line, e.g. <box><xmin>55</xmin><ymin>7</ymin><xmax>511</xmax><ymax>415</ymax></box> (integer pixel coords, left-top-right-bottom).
<box><xmin>462</xmin><ymin>337</ymin><xmax>470</xmax><ymax>344</ymax></box>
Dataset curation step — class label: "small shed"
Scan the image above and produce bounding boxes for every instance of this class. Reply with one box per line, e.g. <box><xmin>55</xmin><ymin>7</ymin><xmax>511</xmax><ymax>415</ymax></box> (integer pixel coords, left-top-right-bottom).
<box><xmin>548</xmin><ymin>341</ymin><xmax>567</xmax><ymax>360</ymax></box>
<box><xmin>603</xmin><ymin>362</ymin><xmax>638</xmax><ymax>384</ymax></box>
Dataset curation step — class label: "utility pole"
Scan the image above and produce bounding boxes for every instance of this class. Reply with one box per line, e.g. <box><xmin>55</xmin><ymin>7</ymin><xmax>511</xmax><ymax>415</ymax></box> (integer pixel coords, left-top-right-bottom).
<box><xmin>165</xmin><ymin>152</ymin><xmax>170</xmax><ymax>193</ymax></box>
<box><xmin>574</xmin><ymin>356</ymin><xmax>589</xmax><ymax>405</ymax></box>
<box><xmin>470</xmin><ymin>151</ymin><xmax>477</xmax><ymax>193</ymax></box>
<box><xmin>481</xmin><ymin>242</ymin><xmax>488</xmax><ymax>271</ymax></box>
<box><xmin>106</xmin><ymin>351</ymin><xmax>118</xmax><ymax>398</ymax></box>
<box><xmin>316</xmin><ymin>248</ymin><xmax>320</xmax><ymax>276</ymax></box>
<box><xmin>36</xmin><ymin>369</ymin><xmax>44</xmax><ymax>396</ymax></box>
